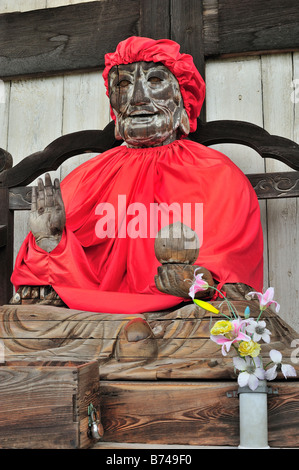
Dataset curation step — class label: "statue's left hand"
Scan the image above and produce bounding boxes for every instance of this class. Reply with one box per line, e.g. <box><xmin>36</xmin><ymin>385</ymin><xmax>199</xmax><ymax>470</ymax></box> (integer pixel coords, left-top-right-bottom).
<box><xmin>155</xmin><ymin>264</ymin><xmax>214</xmax><ymax>299</ymax></box>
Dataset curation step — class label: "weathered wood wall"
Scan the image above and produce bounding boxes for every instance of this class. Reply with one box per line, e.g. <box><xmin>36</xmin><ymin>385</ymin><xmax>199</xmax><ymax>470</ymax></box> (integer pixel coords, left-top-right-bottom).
<box><xmin>0</xmin><ymin>0</ymin><xmax>298</xmax><ymax>334</ymax></box>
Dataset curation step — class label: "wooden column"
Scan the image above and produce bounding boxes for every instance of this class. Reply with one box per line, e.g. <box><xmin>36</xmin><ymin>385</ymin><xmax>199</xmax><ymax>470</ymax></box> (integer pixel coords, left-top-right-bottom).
<box><xmin>170</xmin><ymin>0</ymin><xmax>206</xmax><ymax>120</ymax></box>
<box><xmin>139</xmin><ymin>0</ymin><xmax>170</xmax><ymax>39</ymax></box>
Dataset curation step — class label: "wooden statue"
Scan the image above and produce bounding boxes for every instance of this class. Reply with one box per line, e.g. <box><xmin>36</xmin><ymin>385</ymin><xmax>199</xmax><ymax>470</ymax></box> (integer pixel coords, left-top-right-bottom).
<box><xmin>6</xmin><ymin>37</ymin><xmax>266</xmax><ymax>374</ymax></box>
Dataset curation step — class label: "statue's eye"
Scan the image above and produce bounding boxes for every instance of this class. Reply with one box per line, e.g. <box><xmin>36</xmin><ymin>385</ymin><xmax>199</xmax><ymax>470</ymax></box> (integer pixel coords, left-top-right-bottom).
<box><xmin>117</xmin><ymin>79</ymin><xmax>131</xmax><ymax>88</ymax></box>
<box><xmin>148</xmin><ymin>76</ymin><xmax>163</xmax><ymax>84</ymax></box>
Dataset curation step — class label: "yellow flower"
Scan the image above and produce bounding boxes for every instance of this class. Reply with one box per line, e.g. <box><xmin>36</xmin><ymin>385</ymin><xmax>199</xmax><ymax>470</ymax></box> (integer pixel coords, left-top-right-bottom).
<box><xmin>238</xmin><ymin>340</ymin><xmax>261</xmax><ymax>358</ymax></box>
<box><xmin>210</xmin><ymin>320</ymin><xmax>232</xmax><ymax>336</ymax></box>
<box><xmin>193</xmin><ymin>299</ymin><xmax>220</xmax><ymax>314</ymax></box>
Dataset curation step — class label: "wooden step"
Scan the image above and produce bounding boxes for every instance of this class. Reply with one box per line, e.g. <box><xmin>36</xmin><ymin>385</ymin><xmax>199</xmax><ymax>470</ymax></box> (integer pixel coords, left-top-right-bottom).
<box><xmin>96</xmin><ymin>380</ymin><xmax>299</xmax><ymax>448</ymax></box>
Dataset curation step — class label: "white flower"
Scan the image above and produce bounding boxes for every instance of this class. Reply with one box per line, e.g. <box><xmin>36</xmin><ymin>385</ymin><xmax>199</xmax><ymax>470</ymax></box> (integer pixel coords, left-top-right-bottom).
<box><xmin>246</xmin><ymin>320</ymin><xmax>271</xmax><ymax>343</ymax></box>
<box><xmin>265</xmin><ymin>349</ymin><xmax>297</xmax><ymax>380</ymax></box>
<box><xmin>233</xmin><ymin>355</ymin><xmax>265</xmax><ymax>391</ymax></box>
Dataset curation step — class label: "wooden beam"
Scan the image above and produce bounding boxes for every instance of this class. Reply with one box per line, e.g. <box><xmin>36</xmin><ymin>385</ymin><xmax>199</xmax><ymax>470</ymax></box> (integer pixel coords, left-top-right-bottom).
<box><xmin>170</xmin><ymin>0</ymin><xmax>206</xmax><ymax>120</ymax></box>
<box><xmin>1</xmin><ymin>1</ymin><xmax>299</xmax><ymax>80</ymax></box>
<box><xmin>139</xmin><ymin>0</ymin><xmax>170</xmax><ymax>39</ymax></box>
<box><xmin>203</xmin><ymin>0</ymin><xmax>299</xmax><ymax>57</ymax></box>
<box><xmin>0</xmin><ymin>0</ymin><xmax>140</xmax><ymax>80</ymax></box>
<box><xmin>0</xmin><ymin>225</ymin><xmax>7</xmax><ymax>248</ymax></box>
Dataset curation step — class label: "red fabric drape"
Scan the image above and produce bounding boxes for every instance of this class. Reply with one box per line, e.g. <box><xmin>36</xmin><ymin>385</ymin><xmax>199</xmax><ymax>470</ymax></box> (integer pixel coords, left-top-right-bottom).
<box><xmin>11</xmin><ymin>140</ymin><xmax>263</xmax><ymax>314</ymax></box>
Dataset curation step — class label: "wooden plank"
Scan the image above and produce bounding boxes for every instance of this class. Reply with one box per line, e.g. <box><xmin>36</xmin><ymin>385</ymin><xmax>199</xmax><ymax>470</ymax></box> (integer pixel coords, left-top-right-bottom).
<box><xmin>0</xmin><ymin>360</ymin><xmax>100</xmax><ymax>449</ymax></box>
<box><xmin>0</xmin><ymin>0</ymin><xmax>47</xmax><ymax>14</ymax></box>
<box><xmin>6</xmin><ymin>75</ymin><xmax>64</xmax><ymax>268</ymax></box>
<box><xmin>99</xmin><ymin>380</ymin><xmax>299</xmax><ymax>447</ymax></box>
<box><xmin>139</xmin><ymin>0</ymin><xmax>170</xmax><ymax>39</ymax></box>
<box><xmin>0</xmin><ymin>81</ymin><xmax>10</xmax><ymax>155</ymax></box>
<box><xmin>0</xmin><ymin>188</ymin><xmax>13</xmax><ymax>305</ymax></box>
<box><xmin>170</xmin><ymin>0</ymin><xmax>206</xmax><ymax>119</ymax></box>
<box><xmin>76</xmin><ymin>360</ymin><xmax>102</xmax><ymax>449</ymax></box>
<box><xmin>261</xmin><ymin>53</ymin><xmax>299</xmax><ymax>334</ymax></box>
<box><xmin>204</xmin><ymin>56</ymin><xmax>270</xmax><ymax>291</ymax></box>
<box><xmin>100</xmin><ymin>381</ymin><xmax>240</xmax><ymax>446</ymax></box>
<box><xmin>0</xmin><ymin>363</ymin><xmax>77</xmax><ymax>448</ymax></box>
<box><xmin>60</xmin><ymin>70</ymin><xmax>110</xmax><ymax>181</ymax></box>
<box><xmin>267</xmin><ymin>382</ymin><xmax>299</xmax><ymax>447</ymax></box>
<box><xmin>0</xmin><ymin>0</ymin><xmax>140</xmax><ymax>80</ymax></box>
<box><xmin>203</xmin><ymin>0</ymin><xmax>299</xmax><ymax>57</ymax></box>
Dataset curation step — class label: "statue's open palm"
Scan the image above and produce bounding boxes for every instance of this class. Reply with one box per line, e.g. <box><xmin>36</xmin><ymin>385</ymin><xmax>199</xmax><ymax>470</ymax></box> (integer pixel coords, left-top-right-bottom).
<box><xmin>30</xmin><ymin>173</ymin><xmax>66</xmax><ymax>252</ymax></box>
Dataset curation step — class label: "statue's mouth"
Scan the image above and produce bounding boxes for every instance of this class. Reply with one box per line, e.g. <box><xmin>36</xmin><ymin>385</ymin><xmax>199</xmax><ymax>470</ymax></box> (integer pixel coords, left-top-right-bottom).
<box><xmin>128</xmin><ymin>110</ymin><xmax>158</xmax><ymax>119</ymax></box>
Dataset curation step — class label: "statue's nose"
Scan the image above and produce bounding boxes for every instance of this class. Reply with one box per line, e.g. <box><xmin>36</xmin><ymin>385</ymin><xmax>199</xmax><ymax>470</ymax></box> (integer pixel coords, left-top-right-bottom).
<box><xmin>130</xmin><ymin>78</ymin><xmax>150</xmax><ymax>106</ymax></box>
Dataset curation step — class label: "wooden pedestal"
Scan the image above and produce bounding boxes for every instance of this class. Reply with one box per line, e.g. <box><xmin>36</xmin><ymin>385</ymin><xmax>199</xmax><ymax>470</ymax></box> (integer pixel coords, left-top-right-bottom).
<box><xmin>0</xmin><ymin>302</ymin><xmax>298</xmax><ymax>448</ymax></box>
<box><xmin>0</xmin><ymin>361</ymin><xmax>101</xmax><ymax>449</ymax></box>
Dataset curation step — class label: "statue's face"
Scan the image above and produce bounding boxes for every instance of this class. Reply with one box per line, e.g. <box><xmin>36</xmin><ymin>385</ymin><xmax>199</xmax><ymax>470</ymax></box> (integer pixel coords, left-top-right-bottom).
<box><xmin>108</xmin><ymin>61</ymin><xmax>189</xmax><ymax>147</ymax></box>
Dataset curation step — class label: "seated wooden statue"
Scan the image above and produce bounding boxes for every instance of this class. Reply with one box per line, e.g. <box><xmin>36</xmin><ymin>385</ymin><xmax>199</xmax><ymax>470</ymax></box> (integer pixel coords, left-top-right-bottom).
<box><xmin>10</xmin><ymin>37</ymin><xmax>264</xmax><ymax>347</ymax></box>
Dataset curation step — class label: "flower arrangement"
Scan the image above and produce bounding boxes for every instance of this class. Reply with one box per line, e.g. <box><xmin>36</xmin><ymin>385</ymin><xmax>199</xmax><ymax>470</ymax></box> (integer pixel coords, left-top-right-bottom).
<box><xmin>188</xmin><ymin>270</ymin><xmax>296</xmax><ymax>390</ymax></box>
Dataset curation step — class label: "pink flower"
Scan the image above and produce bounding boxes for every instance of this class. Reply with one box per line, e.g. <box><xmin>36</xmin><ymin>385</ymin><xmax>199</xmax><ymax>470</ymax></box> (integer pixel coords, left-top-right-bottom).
<box><xmin>246</xmin><ymin>287</ymin><xmax>280</xmax><ymax>313</ymax></box>
<box><xmin>188</xmin><ymin>269</ymin><xmax>209</xmax><ymax>299</ymax></box>
<box><xmin>210</xmin><ymin>317</ymin><xmax>251</xmax><ymax>356</ymax></box>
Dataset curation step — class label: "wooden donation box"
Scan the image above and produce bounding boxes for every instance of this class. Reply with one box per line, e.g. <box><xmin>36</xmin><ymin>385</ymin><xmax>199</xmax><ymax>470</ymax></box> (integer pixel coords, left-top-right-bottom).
<box><xmin>0</xmin><ymin>302</ymin><xmax>299</xmax><ymax>448</ymax></box>
<box><xmin>0</xmin><ymin>360</ymin><xmax>101</xmax><ymax>449</ymax></box>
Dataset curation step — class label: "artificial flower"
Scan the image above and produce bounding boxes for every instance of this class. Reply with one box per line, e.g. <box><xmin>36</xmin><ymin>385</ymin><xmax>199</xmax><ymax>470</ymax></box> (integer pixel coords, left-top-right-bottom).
<box><xmin>265</xmin><ymin>349</ymin><xmax>297</xmax><ymax>380</ymax></box>
<box><xmin>210</xmin><ymin>320</ymin><xmax>232</xmax><ymax>336</ymax></box>
<box><xmin>210</xmin><ymin>317</ymin><xmax>251</xmax><ymax>356</ymax></box>
<box><xmin>193</xmin><ymin>298</ymin><xmax>220</xmax><ymax>313</ymax></box>
<box><xmin>244</xmin><ymin>306</ymin><xmax>251</xmax><ymax>319</ymax></box>
<box><xmin>246</xmin><ymin>319</ymin><xmax>271</xmax><ymax>343</ymax></box>
<box><xmin>238</xmin><ymin>340</ymin><xmax>261</xmax><ymax>358</ymax></box>
<box><xmin>188</xmin><ymin>270</ymin><xmax>209</xmax><ymax>299</ymax></box>
<box><xmin>233</xmin><ymin>355</ymin><xmax>265</xmax><ymax>391</ymax></box>
<box><xmin>246</xmin><ymin>287</ymin><xmax>280</xmax><ymax>313</ymax></box>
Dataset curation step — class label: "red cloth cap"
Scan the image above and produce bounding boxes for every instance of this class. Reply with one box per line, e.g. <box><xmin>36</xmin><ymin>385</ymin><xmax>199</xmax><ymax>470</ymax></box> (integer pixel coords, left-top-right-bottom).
<box><xmin>103</xmin><ymin>36</ymin><xmax>205</xmax><ymax>133</ymax></box>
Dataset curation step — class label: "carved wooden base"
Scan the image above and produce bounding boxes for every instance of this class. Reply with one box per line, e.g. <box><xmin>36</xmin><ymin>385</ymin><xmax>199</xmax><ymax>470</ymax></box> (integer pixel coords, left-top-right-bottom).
<box><xmin>1</xmin><ymin>301</ymin><xmax>298</xmax><ymax>380</ymax></box>
<box><xmin>1</xmin><ymin>301</ymin><xmax>299</xmax><ymax>448</ymax></box>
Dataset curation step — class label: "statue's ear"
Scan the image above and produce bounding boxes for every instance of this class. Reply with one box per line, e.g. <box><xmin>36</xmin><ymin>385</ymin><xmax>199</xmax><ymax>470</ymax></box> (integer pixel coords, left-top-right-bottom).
<box><xmin>179</xmin><ymin>108</ymin><xmax>190</xmax><ymax>136</ymax></box>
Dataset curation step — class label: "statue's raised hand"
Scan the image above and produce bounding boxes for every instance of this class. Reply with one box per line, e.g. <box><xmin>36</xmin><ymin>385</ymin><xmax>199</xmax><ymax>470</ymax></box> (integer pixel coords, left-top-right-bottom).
<box><xmin>30</xmin><ymin>173</ymin><xmax>66</xmax><ymax>252</ymax></box>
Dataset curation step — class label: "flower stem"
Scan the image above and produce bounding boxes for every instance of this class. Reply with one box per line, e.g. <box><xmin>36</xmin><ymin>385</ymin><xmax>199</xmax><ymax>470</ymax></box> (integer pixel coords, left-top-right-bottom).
<box><xmin>264</xmin><ymin>361</ymin><xmax>273</xmax><ymax>369</ymax></box>
<box><xmin>209</xmin><ymin>286</ymin><xmax>238</xmax><ymax>319</ymax></box>
<box><xmin>257</xmin><ymin>308</ymin><xmax>264</xmax><ymax>322</ymax></box>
